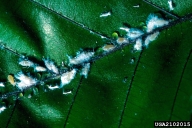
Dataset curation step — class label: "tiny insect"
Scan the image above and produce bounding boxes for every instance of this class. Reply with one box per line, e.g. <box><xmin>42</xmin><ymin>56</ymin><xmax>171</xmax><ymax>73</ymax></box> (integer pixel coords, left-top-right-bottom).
<box><xmin>68</xmin><ymin>51</ymin><xmax>94</xmax><ymax>65</ymax></box>
<box><xmin>18</xmin><ymin>58</ymin><xmax>34</xmax><ymax>67</ymax></box>
<box><xmin>34</xmin><ymin>65</ymin><xmax>47</xmax><ymax>72</ymax></box>
<box><xmin>0</xmin><ymin>106</ymin><xmax>6</xmax><ymax>114</ymax></box>
<box><xmin>126</xmin><ymin>28</ymin><xmax>144</xmax><ymax>40</ymax></box>
<box><xmin>117</xmin><ymin>37</ymin><xmax>129</xmax><ymax>44</ymax></box>
<box><xmin>43</xmin><ymin>59</ymin><xmax>59</xmax><ymax>74</ymax></box>
<box><xmin>146</xmin><ymin>14</ymin><xmax>169</xmax><ymax>32</ymax></box>
<box><xmin>102</xmin><ymin>44</ymin><xmax>115</xmax><ymax>52</ymax></box>
<box><xmin>168</xmin><ymin>0</ymin><xmax>174</xmax><ymax>11</ymax></box>
<box><xmin>63</xmin><ymin>91</ymin><xmax>72</xmax><ymax>95</ymax></box>
<box><xmin>15</xmin><ymin>72</ymin><xmax>37</xmax><ymax>91</ymax></box>
<box><xmin>133</xmin><ymin>4</ymin><xmax>140</xmax><ymax>8</ymax></box>
<box><xmin>60</xmin><ymin>69</ymin><xmax>77</xmax><ymax>88</ymax></box>
<box><xmin>100</xmin><ymin>11</ymin><xmax>111</xmax><ymax>17</ymax></box>
<box><xmin>144</xmin><ymin>32</ymin><xmax>159</xmax><ymax>46</ymax></box>
<box><xmin>80</xmin><ymin>63</ymin><xmax>90</xmax><ymax>78</ymax></box>
<box><xmin>0</xmin><ymin>82</ymin><xmax>5</xmax><ymax>87</ymax></box>
<box><xmin>120</xmin><ymin>27</ymin><xmax>130</xmax><ymax>32</ymax></box>
<box><xmin>48</xmin><ymin>85</ymin><xmax>59</xmax><ymax>90</ymax></box>
<box><xmin>7</xmin><ymin>75</ymin><xmax>16</xmax><ymax>86</ymax></box>
<box><xmin>134</xmin><ymin>38</ymin><xmax>142</xmax><ymax>51</ymax></box>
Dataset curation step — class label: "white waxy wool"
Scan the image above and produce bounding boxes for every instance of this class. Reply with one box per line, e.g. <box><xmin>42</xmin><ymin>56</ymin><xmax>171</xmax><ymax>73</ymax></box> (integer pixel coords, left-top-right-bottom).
<box><xmin>15</xmin><ymin>72</ymin><xmax>37</xmax><ymax>91</ymax></box>
<box><xmin>60</xmin><ymin>69</ymin><xmax>77</xmax><ymax>88</ymax></box>
<box><xmin>168</xmin><ymin>0</ymin><xmax>174</xmax><ymax>11</ymax></box>
<box><xmin>43</xmin><ymin>59</ymin><xmax>59</xmax><ymax>74</ymax></box>
<box><xmin>63</xmin><ymin>91</ymin><xmax>72</xmax><ymax>95</ymax></box>
<box><xmin>134</xmin><ymin>38</ymin><xmax>142</xmax><ymax>51</ymax></box>
<box><xmin>80</xmin><ymin>63</ymin><xmax>90</xmax><ymax>78</ymax></box>
<box><xmin>102</xmin><ymin>44</ymin><xmax>115</xmax><ymax>52</ymax></box>
<box><xmin>100</xmin><ymin>12</ymin><xmax>111</xmax><ymax>17</ymax></box>
<box><xmin>126</xmin><ymin>28</ymin><xmax>144</xmax><ymax>40</ymax></box>
<box><xmin>120</xmin><ymin>27</ymin><xmax>130</xmax><ymax>32</ymax></box>
<box><xmin>34</xmin><ymin>65</ymin><xmax>47</xmax><ymax>72</ymax></box>
<box><xmin>144</xmin><ymin>32</ymin><xmax>159</xmax><ymax>46</ymax></box>
<box><xmin>69</xmin><ymin>51</ymin><xmax>94</xmax><ymax>65</ymax></box>
<box><xmin>0</xmin><ymin>82</ymin><xmax>5</xmax><ymax>87</ymax></box>
<box><xmin>146</xmin><ymin>14</ymin><xmax>169</xmax><ymax>32</ymax></box>
<box><xmin>117</xmin><ymin>37</ymin><xmax>129</xmax><ymax>44</ymax></box>
<box><xmin>19</xmin><ymin>59</ymin><xmax>34</xmax><ymax>67</ymax></box>
<box><xmin>48</xmin><ymin>85</ymin><xmax>59</xmax><ymax>90</ymax></box>
<box><xmin>0</xmin><ymin>106</ymin><xmax>6</xmax><ymax>113</ymax></box>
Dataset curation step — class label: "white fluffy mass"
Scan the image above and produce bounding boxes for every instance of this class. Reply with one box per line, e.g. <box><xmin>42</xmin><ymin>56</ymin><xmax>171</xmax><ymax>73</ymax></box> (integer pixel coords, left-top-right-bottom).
<box><xmin>60</xmin><ymin>69</ymin><xmax>77</xmax><ymax>88</ymax></box>
<box><xmin>48</xmin><ymin>85</ymin><xmax>59</xmax><ymax>90</ymax></box>
<box><xmin>80</xmin><ymin>63</ymin><xmax>90</xmax><ymax>78</ymax></box>
<box><xmin>134</xmin><ymin>38</ymin><xmax>142</xmax><ymax>51</ymax></box>
<box><xmin>34</xmin><ymin>65</ymin><xmax>47</xmax><ymax>72</ymax></box>
<box><xmin>144</xmin><ymin>32</ymin><xmax>159</xmax><ymax>46</ymax></box>
<box><xmin>168</xmin><ymin>0</ymin><xmax>174</xmax><ymax>11</ymax></box>
<box><xmin>126</xmin><ymin>28</ymin><xmax>144</xmax><ymax>40</ymax></box>
<box><xmin>19</xmin><ymin>58</ymin><xmax>34</xmax><ymax>67</ymax></box>
<box><xmin>0</xmin><ymin>82</ymin><xmax>5</xmax><ymax>87</ymax></box>
<box><xmin>0</xmin><ymin>106</ymin><xmax>6</xmax><ymax>114</ymax></box>
<box><xmin>69</xmin><ymin>51</ymin><xmax>94</xmax><ymax>65</ymax></box>
<box><xmin>15</xmin><ymin>72</ymin><xmax>37</xmax><ymax>91</ymax></box>
<box><xmin>146</xmin><ymin>14</ymin><xmax>169</xmax><ymax>32</ymax></box>
<box><xmin>43</xmin><ymin>59</ymin><xmax>59</xmax><ymax>74</ymax></box>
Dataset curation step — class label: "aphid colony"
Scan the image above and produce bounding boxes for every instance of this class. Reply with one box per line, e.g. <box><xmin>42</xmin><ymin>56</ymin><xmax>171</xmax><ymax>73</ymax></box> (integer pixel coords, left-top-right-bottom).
<box><xmin>119</xmin><ymin>13</ymin><xmax>169</xmax><ymax>50</ymax></box>
<box><xmin>0</xmin><ymin>53</ymin><xmax>93</xmax><ymax>94</ymax></box>
<box><xmin>100</xmin><ymin>13</ymin><xmax>169</xmax><ymax>52</ymax></box>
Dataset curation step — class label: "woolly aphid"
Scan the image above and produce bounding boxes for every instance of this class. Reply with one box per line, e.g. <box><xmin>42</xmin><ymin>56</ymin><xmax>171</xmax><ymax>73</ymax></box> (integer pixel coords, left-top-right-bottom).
<box><xmin>146</xmin><ymin>14</ymin><xmax>169</xmax><ymax>32</ymax></box>
<box><xmin>100</xmin><ymin>11</ymin><xmax>111</xmax><ymax>17</ymax></box>
<box><xmin>60</xmin><ymin>69</ymin><xmax>77</xmax><ymax>88</ymax></box>
<box><xmin>134</xmin><ymin>38</ymin><xmax>142</xmax><ymax>51</ymax></box>
<box><xmin>0</xmin><ymin>106</ymin><xmax>6</xmax><ymax>114</ymax></box>
<box><xmin>48</xmin><ymin>85</ymin><xmax>59</xmax><ymax>90</ymax></box>
<box><xmin>80</xmin><ymin>63</ymin><xmax>90</xmax><ymax>78</ymax></box>
<box><xmin>116</xmin><ymin>37</ymin><xmax>129</xmax><ymax>44</ymax></box>
<box><xmin>43</xmin><ymin>59</ymin><xmax>59</xmax><ymax>74</ymax></box>
<box><xmin>34</xmin><ymin>65</ymin><xmax>47</xmax><ymax>72</ymax></box>
<box><xmin>0</xmin><ymin>82</ymin><xmax>5</xmax><ymax>87</ymax></box>
<box><xmin>19</xmin><ymin>57</ymin><xmax>34</xmax><ymax>67</ymax></box>
<box><xmin>102</xmin><ymin>44</ymin><xmax>115</xmax><ymax>52</ymax></box>
<box><xmin>168</xmin><ymin>0</ymin><xmax>174</xmax><ymax>11</ymax></box>
<box><xmin>144</xmin><ymin>32</ymin><xmax>159</xmax><ymax>46</ymax></box>
<box><xmin>68</xmin><ymin>51</ymin><xmax>94</xmax><ymax>65</ymax></box>
<box><xmin>126</xmin><ymin>28</ymin><xmax>144</xmax><ymax>40</ymax></box>
<box><xmin>15</xmin><ymin>72</ymin><xmax>38</xmax><ymax>91</ymax></box>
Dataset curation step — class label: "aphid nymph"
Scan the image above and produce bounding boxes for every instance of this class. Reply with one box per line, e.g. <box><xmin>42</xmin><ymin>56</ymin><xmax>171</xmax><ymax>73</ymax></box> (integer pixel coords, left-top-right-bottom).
<box><xmin>80</xmin><ymin>63</ymin><xmax>90</xmax><ymax>78</ymax></box>
<box><xmin>34</xmin><ymin>65</ymin><xmax>47</xmax><ymax>72</ymax></box>
<box><xmin>0</xmin><ymin>82</ymin><xmax>5</xmax><ymax>87</ymax></box>
<box><xmin>8</xmin><ymin>75</ymin><xmax>16</xmax><ymax>86</ymax></box>
<box><xmin>117</xmin><ymin>37</ymin><xmax>129</xmax><ymax>44</ymax></box>
<box><xmin>100</xmin><ymin>11</ymin><xmax>111</xmax><ymax>17</ymax></box>
<box><xmin>144</xmin><ymin>32</ymin><xmax>159</xmax><ymax>46</ymax></box>
<box><xmin>126</xmin><ymin>28</ymin><xmax>144</xmax><ymax>40</ymax></box>
<box><xmin>43</xmin><ymin>58</ymin><xmax>59</xmax><ymax>74</ymax></box>
<box><xmin>19</xmin><ymin>57</ymin><xmax>34</xmax><ymax>67</ymax></box>
<box><xmin>0</xmin><ymin>106</ymin><xmax>6</xmax><ymax>113</ymax></box>
<box><xmin>60</xmin><ymin>69</ymin><xmax>77</xmax><ymax>88</ymax></box>
<box><xmin>15</xmin><ymin>72</ymin><xmax>37</xmax><ymax>91</ymax></box>
<box><xmin>134</xmin><ymin>38</ymin><xmax>142</xmax><ymax>51</ymax></box>
<box><xmin>168</xmin><ymin>0</ymin><xmax>174</xmax><ymax>11</ymax></box>
<box><xmin>146</xmin><ymin>14</ymin><xmax>169</xmax><ymax>32</ymax></box>
<box><xmin>68</xmin><ymin>51</ymin><xmax>94</xmax><ymax>65</ymax></box>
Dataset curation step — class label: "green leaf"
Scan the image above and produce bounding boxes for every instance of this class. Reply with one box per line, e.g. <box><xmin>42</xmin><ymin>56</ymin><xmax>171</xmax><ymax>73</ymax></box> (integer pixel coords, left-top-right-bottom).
<box><xmin>0</xmin><ymin>0</ymin><xmax>192</xmax><ymax>128</ymax></box>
